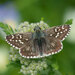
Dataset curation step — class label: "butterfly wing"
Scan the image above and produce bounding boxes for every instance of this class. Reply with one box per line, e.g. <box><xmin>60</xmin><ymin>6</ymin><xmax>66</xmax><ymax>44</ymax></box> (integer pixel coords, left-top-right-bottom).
<box><xmin>43</xmin><ymin>37</ymin><xmax>63</xmax><ymax>56</ymax></box>
<box><xmin>6</xmin><ymin>32</ymin><xmax>40</xmax><ymax>58</ymax></box>
<box><xmin>6</xmin><ymin>32</ymin><xmax>32</xmax><ymax>49</ymax></box>
<box><xmin>44</xmin><ymin>25</ymin><xmax>71</xmax><ymax>41</ymax></box>
<box><xmin>42</xmin><ymin>25</ymin><xmax>71</xmax><ymax>56</ymax></box>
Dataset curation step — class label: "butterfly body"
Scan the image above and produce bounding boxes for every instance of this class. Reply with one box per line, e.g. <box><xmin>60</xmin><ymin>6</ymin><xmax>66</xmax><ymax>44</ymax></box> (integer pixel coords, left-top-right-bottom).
<box><xmin>32</xmin><ymin>26</ymin><xmax>46</xmax><ymax>55</ymax></box>
<box><xmin>6</xmin><ymin>25</ymin><xmax>71</xmax><ymax>58</ymax></box>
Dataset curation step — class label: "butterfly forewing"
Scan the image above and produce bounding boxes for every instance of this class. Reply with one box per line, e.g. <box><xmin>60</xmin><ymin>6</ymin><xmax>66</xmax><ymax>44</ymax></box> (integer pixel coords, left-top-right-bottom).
<box><xmin>6</xmin><ymin>34</ymin><xmax>24</xmax><ymax>48</ymax></box>
<box><xmin>44</xmin><ymin>25</ymin><xmax>71</xmax><ymax>41</ymax></box>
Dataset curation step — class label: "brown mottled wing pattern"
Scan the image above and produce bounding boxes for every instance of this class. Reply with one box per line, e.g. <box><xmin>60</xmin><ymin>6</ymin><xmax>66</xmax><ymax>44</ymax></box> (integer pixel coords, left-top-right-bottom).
<box><xmin>44</xmin><ymin>25</ymin><xmax>71</xmax><ymax>41</ymax></box>
<box><xmin>6</xmin><ymin>32</ymin><xmax>39</xmax><ymax>58</ymax></box>
<box><xmin>43</xmin><ymin>37</ymin><xmax>62</xmax><ymax>56</ymax></box>
<box><xmin>43</xmin><ymin>25</ymin><xmax>71</xmax><ymax>55</ymax></box>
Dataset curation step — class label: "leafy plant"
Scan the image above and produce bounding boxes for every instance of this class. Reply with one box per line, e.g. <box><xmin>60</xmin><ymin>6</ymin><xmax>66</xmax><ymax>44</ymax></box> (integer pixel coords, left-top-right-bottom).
<box><xmin>0</xmin><ymin>22</ymin><xmax>14</xmax><ymax>35</ymax></box>
<box><xmin>0</xmin><ymin>19</ymin><xmax>72</xmax><ymax>75</ymax></box>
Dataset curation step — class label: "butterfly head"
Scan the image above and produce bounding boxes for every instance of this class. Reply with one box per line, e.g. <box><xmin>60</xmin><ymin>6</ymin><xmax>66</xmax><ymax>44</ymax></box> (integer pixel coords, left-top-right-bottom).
<box><xmin>34</xmin><ymin>26</ymin><xmax>41</xmax><ymax>32</ymax></box>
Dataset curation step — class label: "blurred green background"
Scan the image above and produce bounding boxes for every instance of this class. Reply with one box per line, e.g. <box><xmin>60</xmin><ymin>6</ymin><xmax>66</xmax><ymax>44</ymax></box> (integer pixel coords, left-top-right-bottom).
<box><xmin>0</xmin><ymin>0</ymin><xmax>75</xmax><ymax>75</ymax></box>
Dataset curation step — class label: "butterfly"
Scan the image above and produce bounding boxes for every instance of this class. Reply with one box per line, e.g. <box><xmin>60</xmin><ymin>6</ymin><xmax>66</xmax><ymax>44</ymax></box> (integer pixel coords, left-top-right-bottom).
<box><xmin>6</xmin><ymin>25</ymin><xmax>71</xmax><ymax>58</ymax></box>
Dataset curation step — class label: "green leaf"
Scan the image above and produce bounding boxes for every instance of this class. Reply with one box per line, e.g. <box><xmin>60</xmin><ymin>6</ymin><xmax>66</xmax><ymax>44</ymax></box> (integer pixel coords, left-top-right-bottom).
<box><xmin>65</xmin><ymin>19</ymin><xmax>73</xmax><ymax>25</ymax></box>
<box><xmin>0</xmin><ymin>22</ymin><xmax>14</xmax><ymax>35</ymax></box>
<box><xmin>7</xmin><ymin>60</ymin><xmax>21</xmax><ymax>68</ymax></box>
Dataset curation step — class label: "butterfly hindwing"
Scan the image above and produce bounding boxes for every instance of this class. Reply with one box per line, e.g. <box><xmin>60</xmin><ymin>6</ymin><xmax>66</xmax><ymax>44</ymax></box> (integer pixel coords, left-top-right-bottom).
<box><xmin>19</xmin><ymin>44</ymin><xmax>40</xmax><ymax>58</ymax></box>
<box><xmin>43</xmin><ymin>37</ymin><xmax>62</xmax><ymax>56</ymax></box>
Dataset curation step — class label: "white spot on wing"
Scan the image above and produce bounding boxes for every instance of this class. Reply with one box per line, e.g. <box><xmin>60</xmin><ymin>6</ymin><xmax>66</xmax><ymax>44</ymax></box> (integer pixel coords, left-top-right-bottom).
<box><xmin>62</xmin><ymin>26</ymin><xmax>64</xmax><ymax>29</ymax></box>
<box><xmin>55</xmin><ymin>28</ymin><xmax>57</xmax><ymax>32</ymax></box>
<box><xmin>15</xmin><ymin>40</ymin><xmax>18</xmax><ymax>42</ymax></box>
<box><xmin>55</xmin><ymin>32</ymin><xmax>60</xmax><ymax>38</ymax></box>
<box><xmin>65</xmin><ymin>29</ymin><xmax>67</xmax><ymax>31</ymax></box>
<box><xmin>57</xmin><ymin>32</ymin><xmax>59</xmax><ymax>35</ymax></box>
<box><xmin>60</xmin><ymin>32</ymin><xmax>63</xmax><ymax>33</ymax></box>
<box><xmin>58</xmin><ymin>28</ymin><xmax>61</xmax><ymax>31</ymax></box>
<box><xmin>19</xmin><ymin>40</ymin><xmax>24</xmax><ymax>44</ymax></box>
<box><xmin>12</xmin><ymin>35</ymin><xmax>14</xmax><ymax>39</ymax></box>
<box><xmin>20</xmin><ymin>35</ymin><xmax>22</xmax><ymax>39</ymax></box>
<box><xmin>50</xmin><ymin>34</ymin><xmax>52</xmax><ymax>36</ymax></box>
<box><xmin>10</xmin><ymin>39</ymin><xmax>12</xmax><ymax>41</ymax></box>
